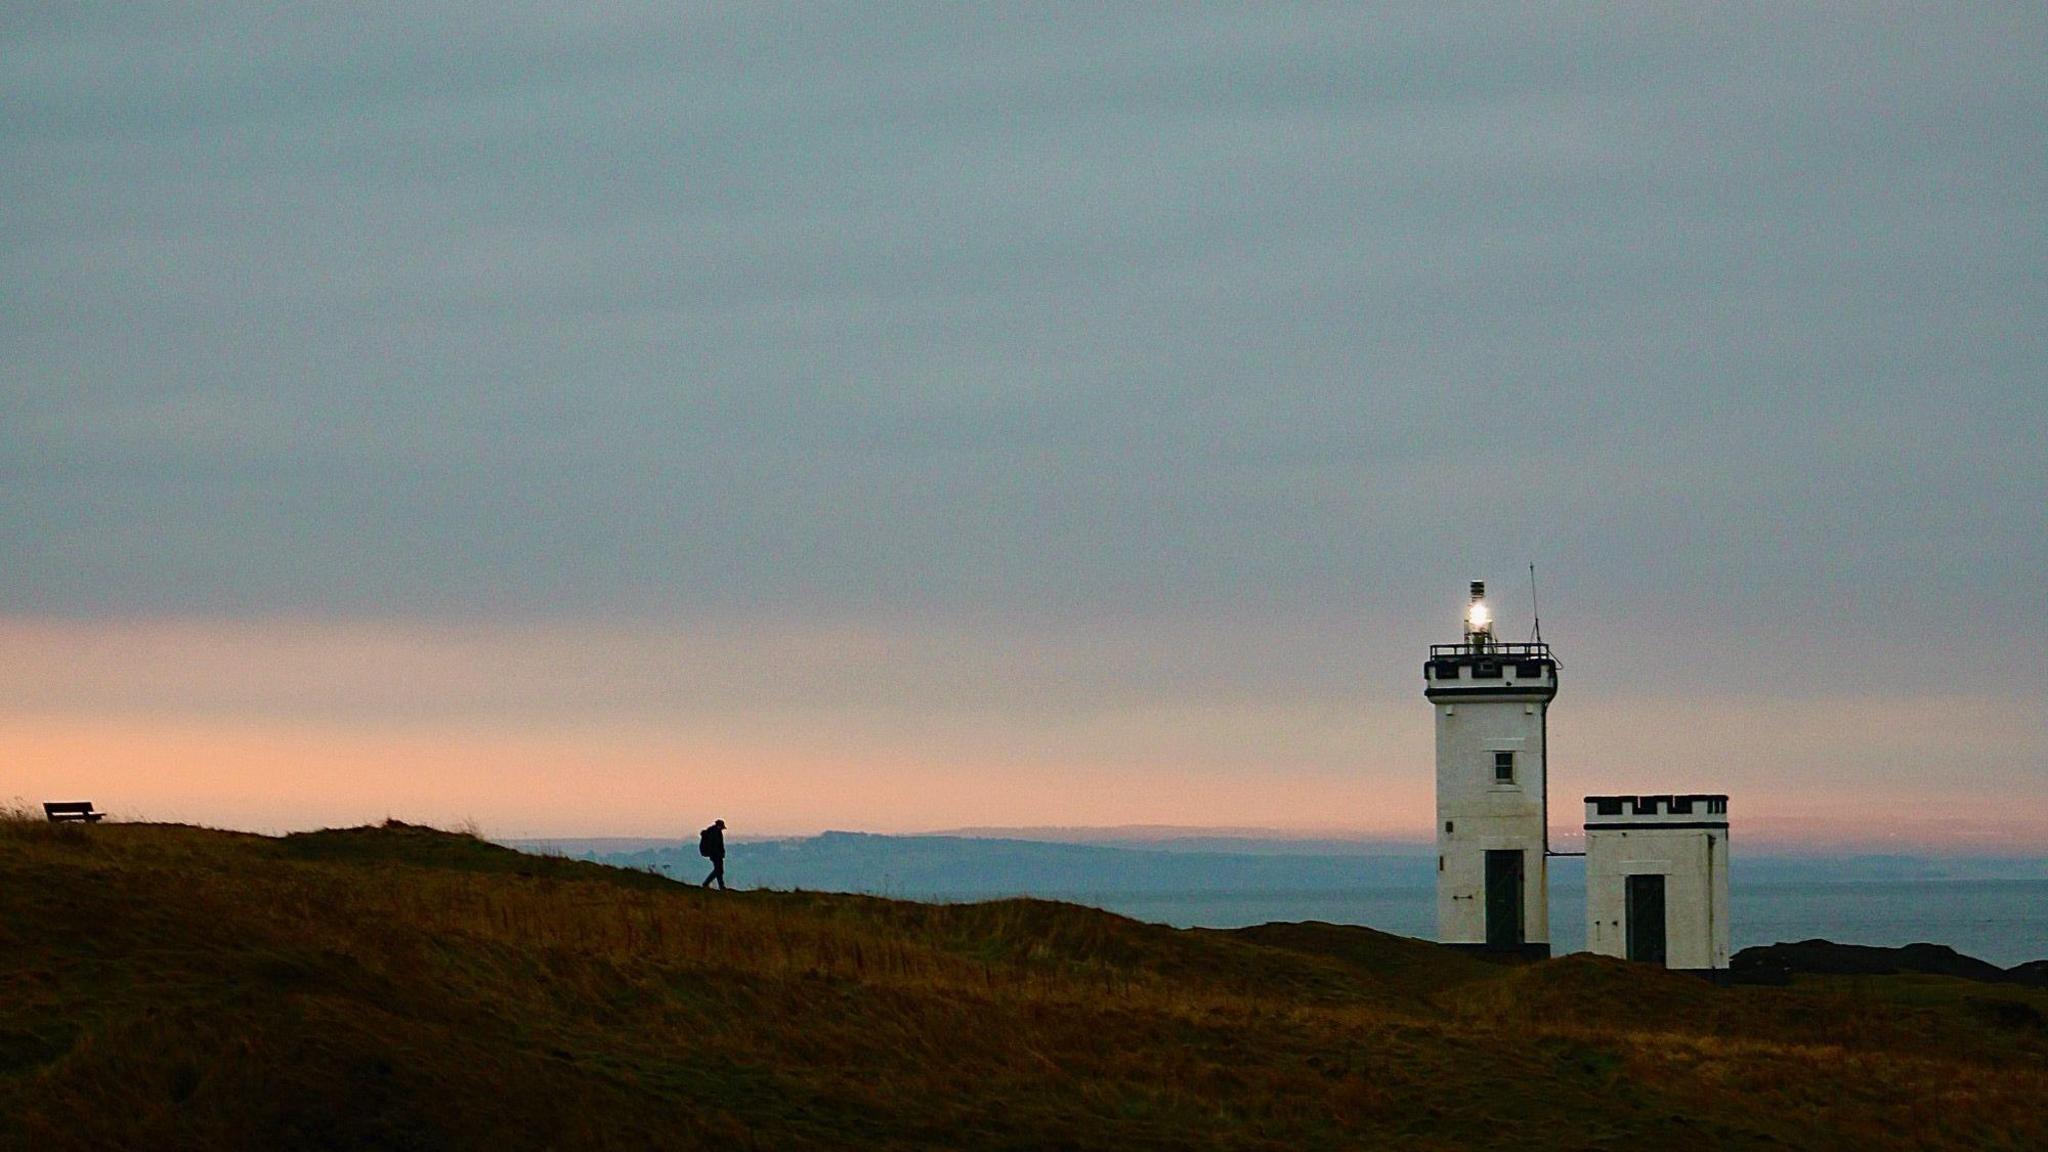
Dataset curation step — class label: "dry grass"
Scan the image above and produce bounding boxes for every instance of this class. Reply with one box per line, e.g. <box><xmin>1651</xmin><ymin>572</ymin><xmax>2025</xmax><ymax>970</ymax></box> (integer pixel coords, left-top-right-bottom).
<box><xmin>1</xmin><ymin>818</ymin><xmax>2042</xmax><ymax>1151</ymax></box>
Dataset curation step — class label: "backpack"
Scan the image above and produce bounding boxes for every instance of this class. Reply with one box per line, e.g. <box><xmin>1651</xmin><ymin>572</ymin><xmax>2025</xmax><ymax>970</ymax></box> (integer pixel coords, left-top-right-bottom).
<box><xmin>698</xmin><ymin>828</ymin><xmax>716</xmax><ymax>858</ymax></box>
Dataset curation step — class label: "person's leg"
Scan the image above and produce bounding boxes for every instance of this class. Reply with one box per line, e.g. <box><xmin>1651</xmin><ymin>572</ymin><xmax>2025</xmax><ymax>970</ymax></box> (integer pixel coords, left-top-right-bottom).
<box><xmin>713</xmin><ymin>858</ymin><xmax>727</xmax><ymax>890</ymax></box>
<box><xmin>703</xmin><ymin>860</ymin><xmax>718</xmax><ymax>888</ymax></box>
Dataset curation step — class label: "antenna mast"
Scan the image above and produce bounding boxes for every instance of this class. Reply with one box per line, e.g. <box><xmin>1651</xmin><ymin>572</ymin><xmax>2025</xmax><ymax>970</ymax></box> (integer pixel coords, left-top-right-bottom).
<box><xmin>1528</xmin><ymin>561</ymin><xmax>1544</xmax><ymax>646</ymax></box>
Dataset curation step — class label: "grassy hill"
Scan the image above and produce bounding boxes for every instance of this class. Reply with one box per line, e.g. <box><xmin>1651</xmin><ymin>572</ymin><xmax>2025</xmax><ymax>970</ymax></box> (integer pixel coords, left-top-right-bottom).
<box><xmin>2</xmin><ymin>815</ymin><xmax>2043</xmax><ymax>1150</ymax></box>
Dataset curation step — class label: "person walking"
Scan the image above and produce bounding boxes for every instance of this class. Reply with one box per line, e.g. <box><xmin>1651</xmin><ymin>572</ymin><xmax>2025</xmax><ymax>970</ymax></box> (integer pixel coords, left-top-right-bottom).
<box><xmin>698</xmin><ymin>819</ymin><xmax>727</xmax><ymax>890</ymax></box>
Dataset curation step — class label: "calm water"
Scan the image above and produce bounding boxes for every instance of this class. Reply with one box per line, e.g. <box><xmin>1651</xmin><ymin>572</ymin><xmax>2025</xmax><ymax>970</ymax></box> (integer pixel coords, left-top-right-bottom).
<box><xmin>1055</xmin><ymin>879</ymin><xmax>2048</xmax><ymax>967</ymax></box>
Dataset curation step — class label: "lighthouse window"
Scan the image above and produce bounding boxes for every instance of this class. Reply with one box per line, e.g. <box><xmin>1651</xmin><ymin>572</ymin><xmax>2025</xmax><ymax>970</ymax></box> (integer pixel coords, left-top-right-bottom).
<box><xmin>1493</xmin><ymin>751</ymin><xmax>1515</xmax><ymax>782</ymax></box>
<box><xmin>1594</xmin><ymin>798</ymin><xmax>1624</xmax><ymax>816</ymax></box>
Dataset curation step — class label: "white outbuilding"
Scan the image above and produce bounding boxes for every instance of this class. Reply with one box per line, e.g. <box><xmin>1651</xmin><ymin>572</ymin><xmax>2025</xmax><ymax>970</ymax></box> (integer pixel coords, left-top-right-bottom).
<box><xmin>1583</xmin><ymin>794</ymin><xmax>1731</xmax><ymax>971</ymax></box>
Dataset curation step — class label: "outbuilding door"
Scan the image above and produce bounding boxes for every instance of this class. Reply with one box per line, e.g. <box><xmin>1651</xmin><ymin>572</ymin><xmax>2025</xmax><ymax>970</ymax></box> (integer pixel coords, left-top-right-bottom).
<box><xmin>1626</xmin><ymin>874</ymin><xmax>1667</xmax><ymax>966</ymax></box>
<box><xmin>1484</xmin><ymin>849</ymin><xmax>1524</xmax><ymax>949</ymax></box>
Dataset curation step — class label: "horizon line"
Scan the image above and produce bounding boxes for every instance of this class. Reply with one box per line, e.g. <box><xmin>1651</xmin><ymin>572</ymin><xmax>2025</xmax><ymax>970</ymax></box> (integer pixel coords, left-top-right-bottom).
<box><xmin>495</xmin><ymin>823</ymin><xmax>2048</xmax><ymax>857</ymax></box>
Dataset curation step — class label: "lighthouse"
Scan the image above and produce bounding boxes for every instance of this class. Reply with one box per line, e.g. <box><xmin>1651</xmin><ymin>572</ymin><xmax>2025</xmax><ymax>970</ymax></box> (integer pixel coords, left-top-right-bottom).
<box><xmin>1426</xmin><ymin>581</ymin><xmax>1556</xmax><ymax>956</ymax></box>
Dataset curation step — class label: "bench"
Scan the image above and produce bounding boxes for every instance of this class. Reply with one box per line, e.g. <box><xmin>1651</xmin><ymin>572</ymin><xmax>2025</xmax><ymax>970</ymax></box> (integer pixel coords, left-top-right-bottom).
<box><xmin>43</xmin><ymin>801</ymin><xmax>103</xmax><ymax>824</ymax></box>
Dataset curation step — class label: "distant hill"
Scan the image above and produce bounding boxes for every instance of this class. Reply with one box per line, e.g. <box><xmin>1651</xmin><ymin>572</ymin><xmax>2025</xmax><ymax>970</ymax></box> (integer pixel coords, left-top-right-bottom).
<box><xmin>4</xmin><ymin>815</ymin><xmax>2045</xmax><ymax>1150</ymax></box>
<box><xmin>928</xmin><ymin>826</ymin><xmax>1438</xmax><ymax>855</ymax></box>
<box><xmin>566</xmin><ymin>831</ymin><xmax>1435</xmax><ymax>897</ymax></box>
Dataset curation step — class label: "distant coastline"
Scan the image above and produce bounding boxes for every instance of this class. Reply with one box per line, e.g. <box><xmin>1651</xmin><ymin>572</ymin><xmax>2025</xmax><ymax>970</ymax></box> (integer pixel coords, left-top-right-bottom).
<box><xmin>508</xmin><ymin>831</ymin><xmax>2048</xmax><ymax>968</ymax></box>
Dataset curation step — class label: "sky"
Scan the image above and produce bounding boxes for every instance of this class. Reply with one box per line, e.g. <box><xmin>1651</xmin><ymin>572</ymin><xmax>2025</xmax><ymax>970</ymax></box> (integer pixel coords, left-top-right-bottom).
<box><xmin>4</xmin><ymin>6</ymin><xmax>2044</xmax><ymax>845</ymax></box>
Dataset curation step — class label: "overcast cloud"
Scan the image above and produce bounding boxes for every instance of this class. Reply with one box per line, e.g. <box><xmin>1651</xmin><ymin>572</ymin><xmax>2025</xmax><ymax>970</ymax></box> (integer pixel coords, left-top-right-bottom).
<box><xmin>4</xmin><ymin>6</ymin><xmax>2045</xmax><ymax>828</ymax></box>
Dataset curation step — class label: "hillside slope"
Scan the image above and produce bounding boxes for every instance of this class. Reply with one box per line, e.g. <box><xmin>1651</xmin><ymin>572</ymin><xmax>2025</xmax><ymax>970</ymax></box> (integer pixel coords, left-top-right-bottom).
<box><xmin>2</xmin><ymin>817</ymin><xmax>2043</xmax><ymax>1151</ymax></box>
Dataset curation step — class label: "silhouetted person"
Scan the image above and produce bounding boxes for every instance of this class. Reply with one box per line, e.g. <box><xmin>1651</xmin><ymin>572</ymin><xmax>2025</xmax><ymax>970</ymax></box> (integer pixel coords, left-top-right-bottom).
<box><xmin>699</xmin><ymin>819</ymin><xmax>727</xmax><ymax>890</ymax></box>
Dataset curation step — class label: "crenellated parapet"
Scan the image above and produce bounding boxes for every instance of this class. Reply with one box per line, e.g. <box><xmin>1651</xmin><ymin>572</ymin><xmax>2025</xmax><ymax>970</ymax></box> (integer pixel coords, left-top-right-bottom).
<box><xmin>1584</xmin><ymin>794</ymin><xmax>1729</xmax><ymax>827</ymax></box>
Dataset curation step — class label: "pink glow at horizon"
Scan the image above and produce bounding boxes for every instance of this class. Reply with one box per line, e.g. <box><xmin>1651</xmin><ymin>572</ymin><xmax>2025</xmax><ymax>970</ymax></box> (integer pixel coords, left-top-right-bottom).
<box><xmin>2</xmin><ymin>713</ymin><xmax>1433</xmax><ymax>839</ymax></box>
<box><xmin>4</xmin><ymin>617</ymin><xmax>2043</xmax><ymax>850</ymax></box>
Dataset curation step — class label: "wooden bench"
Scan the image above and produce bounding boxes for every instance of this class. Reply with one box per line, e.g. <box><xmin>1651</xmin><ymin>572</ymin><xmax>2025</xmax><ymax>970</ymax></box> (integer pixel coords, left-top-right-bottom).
<box><xmin>43</xmin><ymin>801</ymin><xmax>103</xmax><ymax>824</ymax></box>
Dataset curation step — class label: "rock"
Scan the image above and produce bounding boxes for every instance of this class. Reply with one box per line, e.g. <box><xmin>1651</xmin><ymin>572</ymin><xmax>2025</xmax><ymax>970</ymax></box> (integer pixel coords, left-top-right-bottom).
<box><xmin>1731</xmin><ymin>939</ymin><xmax>2010</xmax><ymax>983</ymax></box>
<box><xmin>2003</xmin><ymin>959</ymin><xmax>2048</xmax><ymax>988</ymax></box>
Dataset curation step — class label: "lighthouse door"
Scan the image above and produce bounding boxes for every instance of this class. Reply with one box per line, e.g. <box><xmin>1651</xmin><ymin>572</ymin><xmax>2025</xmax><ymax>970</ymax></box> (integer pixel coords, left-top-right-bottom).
<box><xmin>1626</xmin><ymin>874</ymin><xmax>1667</xmax><ymax>965</ymax></box>
<box><xmin>1484</xmin><ymin>850</ymin><xmax>1525</xmax><ymax>949</ymax></box>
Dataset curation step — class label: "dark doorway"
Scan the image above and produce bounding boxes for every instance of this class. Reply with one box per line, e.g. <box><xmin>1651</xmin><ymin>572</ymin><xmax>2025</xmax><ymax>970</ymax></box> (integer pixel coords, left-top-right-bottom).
<box><xmin>1484</xmin><ymin>850</ymin><xmax>1524</xmax><ymax>949</ymax></box>
<box><xmin>1626</xmin><ymin>874</ymin><xmax>1667</xmax><ymax>965</ymax></box>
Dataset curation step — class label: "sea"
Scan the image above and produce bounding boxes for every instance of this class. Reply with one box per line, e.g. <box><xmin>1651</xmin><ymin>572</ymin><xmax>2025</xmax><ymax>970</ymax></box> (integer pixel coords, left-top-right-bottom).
<box><xmin>564</xmin><ymin>836</ymin><xmax>2048</xmax><ymax>968</ymax></box>
<box><xmin>1076</xmin><ymin>879</ymin><xmax>2048</xmax><ymax>967</ymax></box>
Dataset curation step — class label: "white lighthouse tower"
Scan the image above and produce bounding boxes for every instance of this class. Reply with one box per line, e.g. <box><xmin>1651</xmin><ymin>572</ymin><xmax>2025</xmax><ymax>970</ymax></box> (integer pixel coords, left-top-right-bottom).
<box><xmin>1427</xmin><ymin>581</ymin><xmax>1556</xmax><ymax>956</ymax></box>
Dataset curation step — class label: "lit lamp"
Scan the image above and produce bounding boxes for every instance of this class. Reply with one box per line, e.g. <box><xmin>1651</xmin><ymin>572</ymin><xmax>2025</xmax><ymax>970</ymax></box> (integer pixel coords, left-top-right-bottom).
<box><xmin>1465</xmin><ymin>580</ymin><xmax>1492</xmax><ymax>645</ymax></box>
